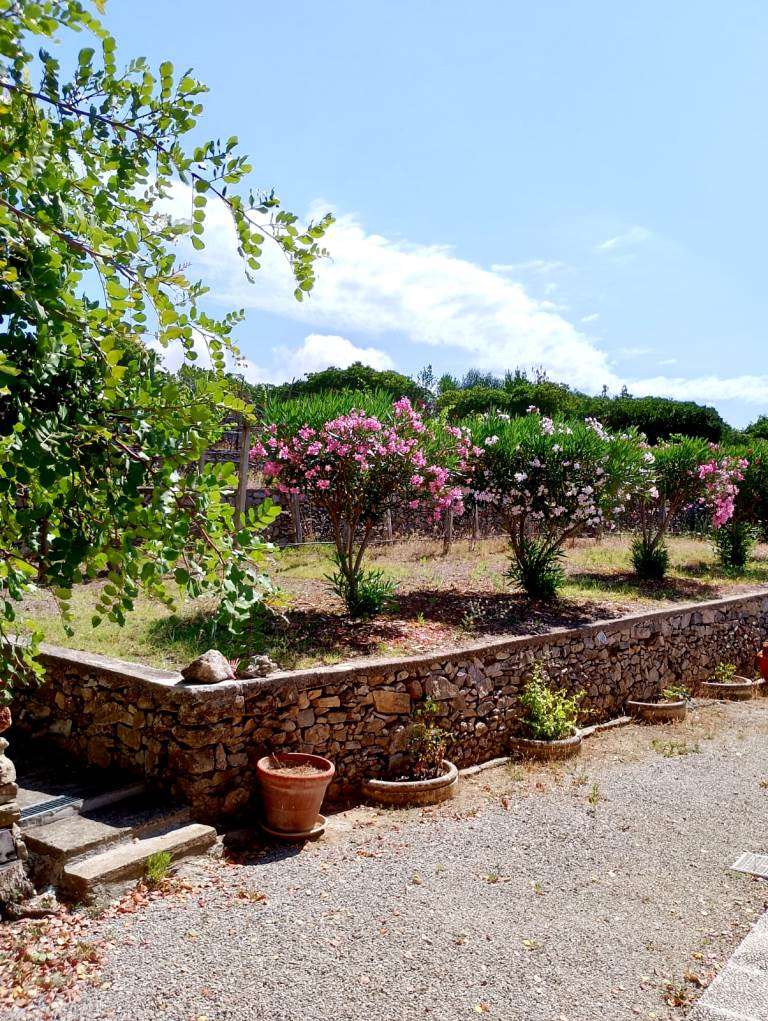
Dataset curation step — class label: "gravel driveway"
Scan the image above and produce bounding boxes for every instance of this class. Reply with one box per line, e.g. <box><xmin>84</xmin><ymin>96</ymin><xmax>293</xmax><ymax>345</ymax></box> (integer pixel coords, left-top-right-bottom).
<box><xmin>30</xmin><ymin>701</ymin><xmax>768</xmax><ymax>1021</ymax></box>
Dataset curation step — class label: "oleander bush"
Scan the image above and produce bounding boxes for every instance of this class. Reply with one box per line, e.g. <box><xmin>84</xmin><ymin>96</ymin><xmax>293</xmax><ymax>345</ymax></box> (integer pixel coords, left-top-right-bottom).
<box><xmin>466</xmin><ymin>410</ymin><xmax>652</xmax><ymax>599</ymax></box>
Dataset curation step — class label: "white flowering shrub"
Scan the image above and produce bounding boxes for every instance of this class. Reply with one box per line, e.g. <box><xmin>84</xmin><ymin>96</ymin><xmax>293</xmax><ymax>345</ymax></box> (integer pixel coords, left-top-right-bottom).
<box><xmin>467</xmin><ymin>411</ymin><xmax>653</xmax><ymax>599</ymax></box>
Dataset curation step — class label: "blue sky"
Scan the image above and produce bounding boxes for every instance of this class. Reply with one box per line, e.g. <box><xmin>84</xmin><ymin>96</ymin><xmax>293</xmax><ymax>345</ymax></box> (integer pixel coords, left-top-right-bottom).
<box><xmin>88</xmin><ymin>2</ymin><xmax>768</xmax><ymax>424</ymax></box>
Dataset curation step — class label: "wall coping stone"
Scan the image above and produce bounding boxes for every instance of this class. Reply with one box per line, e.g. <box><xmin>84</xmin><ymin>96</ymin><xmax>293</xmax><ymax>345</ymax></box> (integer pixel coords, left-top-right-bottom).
<box><xmin>35</xmin><ymin>586</ymin><xmax>768</xmax><ymax>699</ymax></box>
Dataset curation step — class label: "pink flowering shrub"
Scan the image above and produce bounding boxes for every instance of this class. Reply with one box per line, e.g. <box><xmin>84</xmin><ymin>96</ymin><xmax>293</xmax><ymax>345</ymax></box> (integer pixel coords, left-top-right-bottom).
<box><xmin>632</xmin><ymin>439</ymin><xmax>748</xmax><ymax>579</ymax></box>
<box><xmin>251</xmin><ymin>390</ymin><xmax>475</xmax><ymax>615</ymax></box>
<box><xmin>698</xmin><ymin>454</ymin><xmax>748</xmax><ymax>529</ymax></box>
<box><xmin>468</xmin><ymin>410</ymin><xmax>652</xmax><ymax>599</ymax></box>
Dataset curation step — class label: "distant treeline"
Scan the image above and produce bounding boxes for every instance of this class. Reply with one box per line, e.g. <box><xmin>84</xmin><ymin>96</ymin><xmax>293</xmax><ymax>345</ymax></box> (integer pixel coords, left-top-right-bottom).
<box><xmin>175</xmin><ymin>362</ymin><xmax>767</xmax><ymax>445</ymax></box>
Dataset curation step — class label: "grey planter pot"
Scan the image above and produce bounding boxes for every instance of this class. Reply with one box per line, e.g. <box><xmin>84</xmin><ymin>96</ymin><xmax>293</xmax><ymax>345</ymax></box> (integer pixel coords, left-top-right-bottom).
<box><xmin>361</xmin><ymin>760</ymin><xmax>459</xmax><ymax>807</ymax></box>
<box><xmin>508</xmin><ymin>733</ymin><xmax>582</xmax><ymax>762</ymax></box>
<box><xmin>700</xmin><ymin>677</ymin><xmax>763</xmax><ymax>702</ymax></box>
<box><xmin>626</xmin><ymin>699</ymin><xmax>687</xmax><ymax>723</ymax></box>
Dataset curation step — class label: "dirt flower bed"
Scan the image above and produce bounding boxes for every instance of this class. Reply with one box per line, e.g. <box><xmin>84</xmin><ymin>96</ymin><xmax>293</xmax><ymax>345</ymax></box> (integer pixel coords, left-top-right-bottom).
<box><xmin>20</xmin><ymin>535</ymin><xmax>768</xmax><ymax>671</ymax></box>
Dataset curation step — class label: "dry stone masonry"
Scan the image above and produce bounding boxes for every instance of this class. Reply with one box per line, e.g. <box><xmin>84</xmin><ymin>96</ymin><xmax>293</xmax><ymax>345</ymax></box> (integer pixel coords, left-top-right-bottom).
<box><xmin>13</xmin><ymin>591</ymin><xmax>768</xmax><ymax>821</ymax></box>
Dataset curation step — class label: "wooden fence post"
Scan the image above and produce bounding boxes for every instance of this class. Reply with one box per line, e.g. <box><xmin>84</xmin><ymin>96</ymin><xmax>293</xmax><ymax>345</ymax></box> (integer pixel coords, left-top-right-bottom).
<box><xmin>235</xmin><ymin>422</ymin><xmax>251</xmax><ymax>529</ymax></box>
<box><xmin>442</xmin><ymin>507</ymin><xmax>454</xmax><ymax>555</ymax></box>
<box><xmin>291</xmin><ymin>493</ymin><xmax>304</xmax><ymax>545</ymax></box>
<box><xmin>384</xmin><ymin>507</ymin><xmax>393</xmax><ymax>542</ymax></box>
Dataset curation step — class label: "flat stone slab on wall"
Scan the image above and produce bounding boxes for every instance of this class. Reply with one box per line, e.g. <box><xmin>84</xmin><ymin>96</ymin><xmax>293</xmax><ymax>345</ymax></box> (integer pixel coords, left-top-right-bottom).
<box><xmin>13</xmin><ymin>590</ymin><xmax>768</xmax><ymax>821</ymax></box>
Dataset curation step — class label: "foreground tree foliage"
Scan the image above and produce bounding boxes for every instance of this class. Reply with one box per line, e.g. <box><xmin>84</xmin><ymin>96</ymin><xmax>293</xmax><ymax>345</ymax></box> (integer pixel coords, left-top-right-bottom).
<box><xmin>0</xmin><ymin>0</ymin><xmax>331</xmax><ymax>694</ymax></box>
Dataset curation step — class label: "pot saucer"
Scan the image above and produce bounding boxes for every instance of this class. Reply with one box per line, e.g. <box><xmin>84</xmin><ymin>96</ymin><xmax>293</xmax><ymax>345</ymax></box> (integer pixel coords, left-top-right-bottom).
<box><xmin>260</xmin><ymin>814</ymin><xmax>326</xmax><ymax>842</ymax></box>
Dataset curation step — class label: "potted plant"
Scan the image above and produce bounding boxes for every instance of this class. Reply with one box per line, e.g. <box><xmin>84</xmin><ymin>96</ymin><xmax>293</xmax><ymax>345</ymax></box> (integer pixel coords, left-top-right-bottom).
<box><xmin>509</xmin><ymin>663</ymin><xmax>584</xmax><ymax>761</ymax></box>
<box><xmin>256</xmin><ymin>752</ymin><xmax>335</xmax><ymax>840</ymax></box>
<box><xmin>362</xmin><ymin>699</ymin><xmax>458</xmax><ymax>806</ymax></box>
<box><xmin>627</xmin><ymin>684</ymin><xmax>689</xmax><ymax>723</ymax></box>
<box><xmin>700</xmin><ymin>661</ymin><xmax>763</xmax><ymax>701</ymax></box>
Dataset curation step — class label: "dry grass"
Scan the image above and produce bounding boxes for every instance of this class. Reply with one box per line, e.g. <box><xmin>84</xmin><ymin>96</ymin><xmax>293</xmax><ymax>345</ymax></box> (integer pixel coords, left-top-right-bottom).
<box><xmin>18</xmin><ymin>534</ymin><xmax>768</xmax><ymax>671</ymax></box>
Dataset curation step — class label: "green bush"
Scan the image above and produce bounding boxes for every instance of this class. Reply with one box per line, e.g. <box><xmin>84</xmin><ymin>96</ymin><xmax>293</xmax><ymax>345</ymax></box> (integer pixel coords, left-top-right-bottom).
<box><xmin>630</xmin><ymin>537</ymin><xmax>670</xmax><ymax>580</ymax></box>
<box><xmin>507</xmin><ymin>538</ymin><xmax>565</xmax><ymax>600</ymax></box>
<box><xmin>714</xmin><ymin>520</ymin><xmax>758</xmax><ymax>571</ymax></box>
<box><xmin>519</xmin><ymin>663</ymin><xmax>583</xmax><ymax>741</ymax></box>
<box><xmin>467</xmin><ymin>412</ymin><xmax>651</xmax><ymax>602</ymax></box>
<box><xmin>327</xmin><ymin>557</ymin><xmax>397</xmax><ymax>618</ymax></box>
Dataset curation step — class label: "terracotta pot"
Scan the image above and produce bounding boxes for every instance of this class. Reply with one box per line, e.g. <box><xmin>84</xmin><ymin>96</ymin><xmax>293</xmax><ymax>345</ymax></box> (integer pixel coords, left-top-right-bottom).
<box><xmin>256</xmin><ymin>753</ymin><xmax>334</xmax><ymax>837</ymax></box>
<box><xmin>362</xmin><ymin>760</ymin><xmax>458</xmax><ymax>807</ymax></box>
<box><xmin>509</xmin><ymin>732</ymin><xmax>582</xmax><ymax>761</ymax></box>
<box><xmin>626</xmin><ymin>699</ymin><xmax>687</xmax><ymax>723</ymax></box>
<box><xmin>756</xmin><ymin>643</ymin><xmax>768</xmax><ymax>682</ymax></box>
<box><xmin>700</xmin><ymin>677</ymin><xmax>763</xmax><ymax>702</ymax></box>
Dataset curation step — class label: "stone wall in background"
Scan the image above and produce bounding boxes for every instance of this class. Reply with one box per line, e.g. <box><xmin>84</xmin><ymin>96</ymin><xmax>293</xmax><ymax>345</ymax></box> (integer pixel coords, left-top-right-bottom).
<box><xmin>13</xmin><ymin>591</ymin><xmax>768</xmax><ymax>821</ymax></box>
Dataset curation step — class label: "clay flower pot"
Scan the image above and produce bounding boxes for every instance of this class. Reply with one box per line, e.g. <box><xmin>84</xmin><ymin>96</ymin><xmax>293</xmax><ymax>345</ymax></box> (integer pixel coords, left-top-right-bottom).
<box><xmin>756</xmin><ymin>643</ymin><xmax>768</xmax><ymax>683</ymax></box>
<box><xmin>256</xmin><ymin>752</ymin><xmax>334</xmax><ymax>839</ymax></box>
<box><xmin>362</xmin><ymin>760</ymin><xmax>458</xmax><ymax>807</ymax></box>
<box><xmin>626</xmin><ymin>699</ymin><xmax>687</xmax><ymax>723</ymax></box>
<box><xmin>509</xmin><ymin>732</ymin><xmax>582</xmax><ymax>761</ymax></box>
<box><xmin>700</xmin><ymin>677</ymin><xmax>763</xmax><ymax>701</ymax></box>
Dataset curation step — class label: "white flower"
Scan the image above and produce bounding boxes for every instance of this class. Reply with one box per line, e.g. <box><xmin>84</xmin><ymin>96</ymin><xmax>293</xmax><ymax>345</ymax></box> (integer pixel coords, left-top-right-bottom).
<box><xmin>484</xmin><ymin>435</ymin><xmax>499</xmax><ymax>446</ymax></box>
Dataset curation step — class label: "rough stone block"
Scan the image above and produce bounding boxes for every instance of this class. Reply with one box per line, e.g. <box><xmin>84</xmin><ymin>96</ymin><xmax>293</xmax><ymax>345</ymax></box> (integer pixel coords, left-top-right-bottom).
<box><xmin>372</xmin><ymin>691</ymin><xmax>411</xmax><ymax>715</ymax></box>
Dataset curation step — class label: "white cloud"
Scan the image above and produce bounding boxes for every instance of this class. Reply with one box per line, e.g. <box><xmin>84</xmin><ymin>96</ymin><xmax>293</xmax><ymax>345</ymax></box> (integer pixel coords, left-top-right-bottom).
<box><xmin>617</xmin><ymin>345</ymin><xmax>653</xmax><ymax>358</ymax></box>
<box><xmin>169</xmin><ymin>187</ymin><xmax>621</xmax><ymax>393</ymax></box>
<box><xmin>597</xmin><ymin>226</ymin><xmax>653</xmax><ymax>252</ymax></box>
<box><xmin>630</xmin><ymin>374</ymin><xmax>768</xmax><ymax>405</ymax></box>
<box><xmin>491</xmin><ymin>259</ymin><xmax>568</xmax><ymax>275</ymax></box>
<box><xmin>657</xmin><ymin>357</ymin><xmax>678</xmax><ymax>366</ymax></box>
<box><xmin>157</xmin><ymin>188</ymin><xmax>766</xmax><ymax>410</ymax></box>
<box><xmin>580</xmin><ymin>312</ymin><xmax>600</xmax><ymax>323</ymax></box>
<box><xmin>274</xmin><ymin>334</ymin><xmax>394</xmax><ymax>377</ymax></box>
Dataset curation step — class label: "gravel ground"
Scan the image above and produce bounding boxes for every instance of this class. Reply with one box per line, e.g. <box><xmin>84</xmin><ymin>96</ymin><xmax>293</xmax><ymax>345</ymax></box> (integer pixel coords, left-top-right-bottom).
<box><xmin>21</xmin><ymin>701</ymin><xmax>768</xmax><ymax>1021</ymax></box>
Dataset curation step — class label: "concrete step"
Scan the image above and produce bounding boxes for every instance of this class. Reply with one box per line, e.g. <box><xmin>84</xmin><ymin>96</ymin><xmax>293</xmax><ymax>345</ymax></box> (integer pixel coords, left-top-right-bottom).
<box><xmin>23</xmin><ymin>796</ymin><xmax>191</xmax><ymax>866</ymax></box>
<box><xmin>61</xmin><ymin>823</ymin><xmax>217</xmax><ymax>899</ymax></box>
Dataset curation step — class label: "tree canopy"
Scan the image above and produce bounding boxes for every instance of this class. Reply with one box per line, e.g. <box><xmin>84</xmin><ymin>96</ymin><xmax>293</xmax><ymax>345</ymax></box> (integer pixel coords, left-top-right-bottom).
<box><xmin>436</xmin><ymin>372</ymin><xmax>727</xmax><ymax>443</ymax></box>
<box><xmin>0</xmin><ymin>0</ymin><xmax>331</xmax><ymax>694</ymax></box>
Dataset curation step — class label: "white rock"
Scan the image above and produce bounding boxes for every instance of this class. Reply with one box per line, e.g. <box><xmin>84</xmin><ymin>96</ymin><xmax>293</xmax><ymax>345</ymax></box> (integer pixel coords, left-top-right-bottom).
<box><xmin>181</xmin><ymin>649</ymin><xmax>234</xmax><ymax>685</ymax></box>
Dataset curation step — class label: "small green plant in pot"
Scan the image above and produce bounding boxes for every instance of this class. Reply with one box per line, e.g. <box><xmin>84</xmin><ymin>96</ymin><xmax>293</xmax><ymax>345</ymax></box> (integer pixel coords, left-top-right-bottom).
<box><xmin>406</xmin><ymin>698</ymin><xmax>449</xmax><ymax>780</ymax></box>
<box><xmin>520</xmin><ymin>663</ymin><xmax>582</xmax><ymax>740</ymax></box>
<box><xmin>362</xmin><ymin>697</ymin><xmax>458</xmax><ymax>806</ymax></box>
<box><xmin>511</xmin><ymin>663</ymin><xmax>584</xmax><ymax>760</ymax></box>
<box><xmin>661</xmin><ymin>684</ymin><xmax>689</xmax><ymax>702</ymax></box>
<box><xmin>713</xmin><ymin>662</ymin><xmax>737</xmax><ymax>684</ymax></box>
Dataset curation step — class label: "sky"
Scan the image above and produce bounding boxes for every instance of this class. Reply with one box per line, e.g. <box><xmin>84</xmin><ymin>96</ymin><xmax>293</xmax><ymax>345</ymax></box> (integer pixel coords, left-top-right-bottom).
<box><xmin>75</xmin><ymin>2</ymin><xmax>768</xmax><ymax>424</ymax></box>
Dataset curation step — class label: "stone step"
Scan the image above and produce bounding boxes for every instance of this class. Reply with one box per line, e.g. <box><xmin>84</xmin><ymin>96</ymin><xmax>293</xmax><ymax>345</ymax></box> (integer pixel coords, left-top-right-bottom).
<box><xmin>61</xmin><ymin>823</ymin><xmax>217</xmax><ymax>898</ymax></box>
<box><xmin>23</xmin><ymin>796</ymin><xmax>191</xmax><ymax>866</ymax></box>
<box><xmin>20</xmin><ymin>781</ymin><xmax>147</xmax><ymax>830</ymax></box>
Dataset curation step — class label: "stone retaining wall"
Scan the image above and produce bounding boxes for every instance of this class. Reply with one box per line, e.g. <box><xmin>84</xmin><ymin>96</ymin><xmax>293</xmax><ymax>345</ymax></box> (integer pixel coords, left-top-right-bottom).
<box><xmin>13</xmin><ymin>590</ymin><xmax>768</xmax><ymax>821</ymax></box>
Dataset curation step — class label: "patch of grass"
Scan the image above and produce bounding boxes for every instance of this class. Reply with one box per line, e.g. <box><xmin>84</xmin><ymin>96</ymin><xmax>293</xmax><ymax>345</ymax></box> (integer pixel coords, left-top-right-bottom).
<box><xmin>651</xmin><ymin>738</ymin><xmax>700</xmax><ymax>758</ymax></box>
<box><xmin>144</xmin><ymin>851</ymin><xmax>173</xmax><ymax>888</ymax></box>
